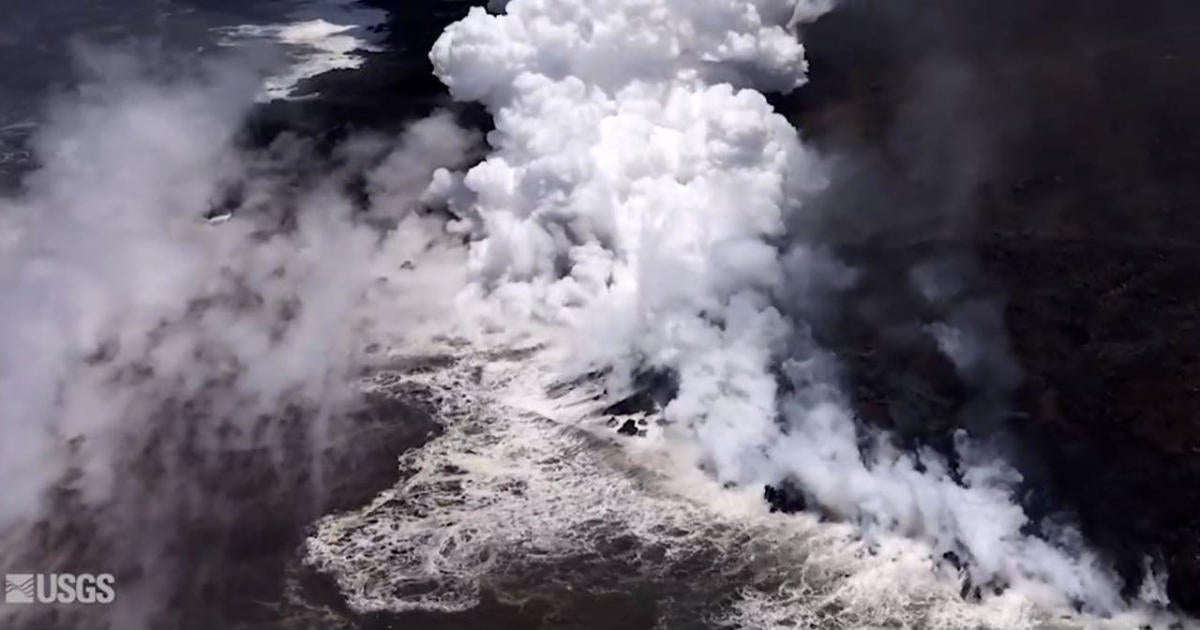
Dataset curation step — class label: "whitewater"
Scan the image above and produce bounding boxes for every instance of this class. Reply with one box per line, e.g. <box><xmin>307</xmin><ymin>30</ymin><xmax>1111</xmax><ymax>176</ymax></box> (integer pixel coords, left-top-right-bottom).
<box><xmin>215</xmin><ymin>0</ymin><xmax>387</xmax><ymax>101</ymax></box>
<box><xmin>308</xmin><ymin>340</ymin><xmax>1171</xmax><ymax>629</ymax></box>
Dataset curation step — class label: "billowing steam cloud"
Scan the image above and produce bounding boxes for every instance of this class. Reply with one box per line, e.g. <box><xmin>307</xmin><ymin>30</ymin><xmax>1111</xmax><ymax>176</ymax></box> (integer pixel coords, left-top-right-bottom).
<box><xmin>432</xmin><ymin>0</ymin><xmax>1130</xmax><ymax>614</ymax></box>
<box><xmin>0</xmin><ymin>47</ymin><xmax>475</xmax><ymax>627</ymax></box>
<box><xmin>433</xmin><ymin>0</ymin><xmax>830</xmax><ymax>481</ymax></box>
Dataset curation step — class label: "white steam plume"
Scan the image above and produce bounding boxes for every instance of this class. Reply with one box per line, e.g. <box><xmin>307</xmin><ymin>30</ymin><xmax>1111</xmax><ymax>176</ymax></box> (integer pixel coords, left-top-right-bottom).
<box><xmin>0</xmin><ymin>48</ymin><xmax>475</xmax><ymax>628</ymax></box>
<box><xmin>432</xmin><ymin>0</ymin><xmax>1130</xmax><ymax>615</ymax></box>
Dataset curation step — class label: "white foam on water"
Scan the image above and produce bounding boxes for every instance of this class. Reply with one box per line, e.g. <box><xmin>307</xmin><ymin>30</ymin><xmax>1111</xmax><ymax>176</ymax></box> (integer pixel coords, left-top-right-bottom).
<box><xmin>305</xmin><ymin>342</ymin><xmax>1187</xmax><ymax>629</ymax></box>
<box><xmin>0</xmin><ymin>121</ymin><xmax>35</xmax><ymax>166</ymax></box>
<box><xmin>0</xmin><ymin>121</ymin><xmax>37</xmax><ymax>134</ymax></box>
<box><xmin>215</xmin><ymin>1</ymin><xmax>385</xmax><ymax>101</ymax></box>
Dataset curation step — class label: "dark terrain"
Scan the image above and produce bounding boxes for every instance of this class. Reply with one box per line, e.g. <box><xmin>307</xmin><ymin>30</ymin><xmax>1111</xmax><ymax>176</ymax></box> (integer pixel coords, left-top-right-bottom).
<box><xmin>782</xmin><ymin>0</ymin><xmax>1200</xmax><ymax>613</ymax></box>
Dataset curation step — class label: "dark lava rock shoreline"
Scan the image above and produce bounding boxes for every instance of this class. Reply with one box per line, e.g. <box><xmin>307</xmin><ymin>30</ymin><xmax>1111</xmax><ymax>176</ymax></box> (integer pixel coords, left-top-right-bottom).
<box><xmin>784</xmin><ymin>0</ymin><xmax>1200</xmax><ymax>613</ymax></box>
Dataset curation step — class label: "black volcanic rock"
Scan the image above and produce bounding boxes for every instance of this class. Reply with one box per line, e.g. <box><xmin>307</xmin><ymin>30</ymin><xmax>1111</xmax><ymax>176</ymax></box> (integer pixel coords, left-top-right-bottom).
<box><xmin>617</xmin><ymin>419</ymin><xmax>640</xmax><ymax>437</ymax></box>
<box><xmin>764</xmin><ymin>481</ymin><xmax>807</xmax><ymax>514</ymax></box>
<box><xmin>602</xmin><ymin>370</ymin><xmax>679</xmax><ymax>416</ymax></box>
<box><xmin>605</xmin><ymin>393</ymin><xmax>659</xmax><ymax>417</ymax></box>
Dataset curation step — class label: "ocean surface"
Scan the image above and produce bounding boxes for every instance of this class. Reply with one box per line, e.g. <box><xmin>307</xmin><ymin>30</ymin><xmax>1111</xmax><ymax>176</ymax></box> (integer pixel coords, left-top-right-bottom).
<box><xmin>0</xmin><ymin>0</ymin><xmax>387</xmax><ymax>187</ymax></box>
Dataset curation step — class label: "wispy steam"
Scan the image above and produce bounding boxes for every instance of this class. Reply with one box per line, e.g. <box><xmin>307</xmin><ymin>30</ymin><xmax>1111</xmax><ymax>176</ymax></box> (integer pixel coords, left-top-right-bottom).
<box><xmin>0</xmin><ymin>47</ymin><xmax>475</xmax><ymax>627</ymax></box>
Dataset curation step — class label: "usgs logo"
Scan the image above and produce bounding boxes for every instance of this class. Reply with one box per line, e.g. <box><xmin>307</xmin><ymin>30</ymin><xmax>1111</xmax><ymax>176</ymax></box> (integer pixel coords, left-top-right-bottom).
<box><xmin>4</xmin><ymin>573</ymin><xmax>116</xmax><ymax>605</ymax></box>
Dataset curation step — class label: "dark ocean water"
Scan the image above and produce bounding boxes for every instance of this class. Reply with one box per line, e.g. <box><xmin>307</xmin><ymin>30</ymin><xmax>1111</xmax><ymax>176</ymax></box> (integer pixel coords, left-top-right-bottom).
<box><xmin>0</xmin><ymin>0</ymin><xmax>261</xmax><ymax>168</ymax></box>
<box><xmin>0</xmin><ymin>0</ymin><xmax>407</xmax><ymax>187</ymax></box>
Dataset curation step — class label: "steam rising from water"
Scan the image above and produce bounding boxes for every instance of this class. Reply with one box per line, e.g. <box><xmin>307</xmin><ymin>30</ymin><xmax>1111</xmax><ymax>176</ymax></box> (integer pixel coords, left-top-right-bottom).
<box><xmin>424</xmin><ymin>0</ymin><xmax>1152</xmax><ymax>617</ymax></box>
<box><xmin>0</xmin><ymin>47</ymin><xmax>475</xmax><ymax>627</ymax></box>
